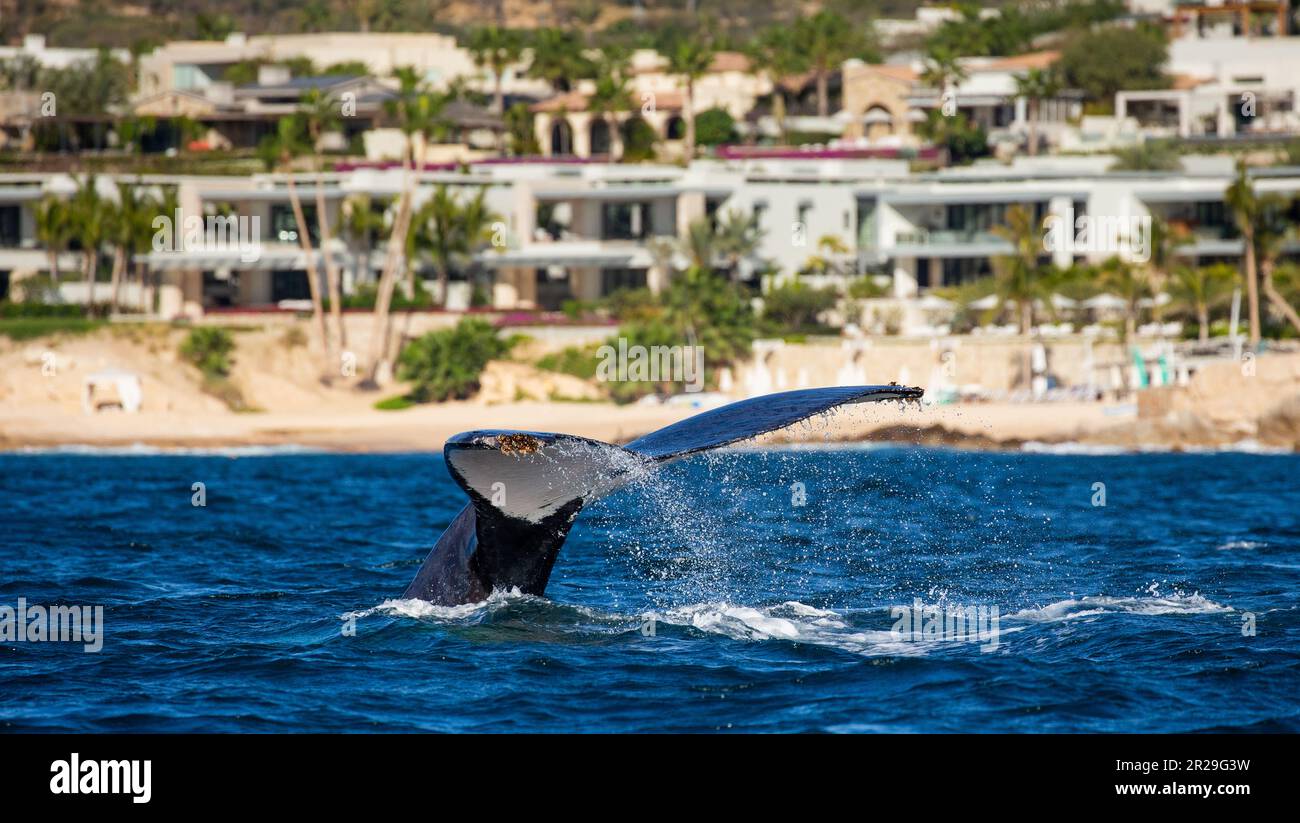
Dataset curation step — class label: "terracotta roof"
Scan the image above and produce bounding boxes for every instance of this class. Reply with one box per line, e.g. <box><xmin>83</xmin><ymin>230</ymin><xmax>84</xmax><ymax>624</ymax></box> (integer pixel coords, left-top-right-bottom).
<box><xmin>710</xmin><ymin>51</ymin><xmax>751</xmax><ymax>73</ymax></box>
<box><xmin>531</xmin><ymin>90</ymin><xmax>589</xmax><ymax>113</ymax></box>
<box><xmin>530</xmin><ymin>89</ymin><xmax>684</xmax><ymax>114</ymax></box>
<box><xmin>870</xmin><ymin>64</ymin><xmax>919</xmax><ymax>83</ymax></box>
<box><xmin>1171</xmin><ymin>73</ymin><xmax>1214</xmax><ymax>90</ymax></box>
<box><xmin>980</xmin><ymin>50</ymin><xmax>1061</xmax><ymax>72</ymax></box>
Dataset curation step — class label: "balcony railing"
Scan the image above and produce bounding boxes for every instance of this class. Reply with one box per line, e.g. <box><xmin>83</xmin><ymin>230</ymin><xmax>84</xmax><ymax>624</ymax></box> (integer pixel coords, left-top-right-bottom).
<box><xmin>893</xmin><ymin>229</ymin><xmax>1006</xmax><ymax>246</ymax></box>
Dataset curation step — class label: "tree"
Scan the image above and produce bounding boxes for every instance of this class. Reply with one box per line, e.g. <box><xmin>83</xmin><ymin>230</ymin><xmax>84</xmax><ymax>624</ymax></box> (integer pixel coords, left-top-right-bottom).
<box><xmin>68</xmin><ymin>176</ymin><xmax>108</xmax><ymax>317</ymax></box>
<box><xmin>1225</xmin><ymin>162</ymin><xmax>1263</xmax><ymax>348</ymax></box>
<box><xmin>365</xmin><ymin>69</ymin><xmax>457</xmax><ymax>385</ymax></box>
<box><xmin>505</xmin><ymin>101</ymin><xmax>541</xmax><ymax>155</ymax></box>
<box><xmin>921</xmin><ymin>45</ymin><xmax>968</xmax><ymax>110</ymax></box>
<box><xmin>694</xmin><ymin>107</ymin><xmax>736</xmax><ymax>147</ymax></box>
<box><xmin>34</xmin><ymin>196</ymin><xmax>72</xmax><ymax>285</ymax></box>
<box><xmin>104</xmin><ymin>182</ymin><xmax>156</xmax><ymax>314</ymax></box>
<box><xmin>526</xmin><ymin>28</ymin><xmax>594</xmax><ymax>93</ymax></box>
<box><xmin>1255</xmin><ymin>194</ymin><xmax>1300</xmax><ymax>336</ymax></box>
<box><xmin>794</xmin><ymin>10</ymin><xmax>875</xmax><ymax>118</ymax></box>
<box><xmin>747</xmin><ymin>26</ymin><xmax>810</xmax><ymax>142</ymax></box>
<box><xmin>1100</xmin><ymin>256</ymin><xmax>1153</xmax><ymax>345</ymax></box>
<box><xmin>713</xmin><ymin>209</ymin><xmax>764</xmax><ymax>282</ymax></box>
<box><xmin>341</xmin><ymin>193</ymin><xmax>387</xmax><ymax>296</ymax></box>
<box><xmin>1059</xmin><ymin>25</ymin><xmax>1169</xmax><ymax>106</ymax></box>
<box><xmin>667</xmin><ymin>33</ymin><xmax>715</xmax><ymax>160</ymax></box>
<box><xmin>1015</xmin><ymin>68</ymin><xmax>1060</xmax><ymax>157</ymax></box>
<box><xmin>410</xmin><ymin>186</ymin><xmax>500</xmax><ymax>310</ymax></box>
<box><xmin>993</xmin><ymin>204</ymin><xmax>1048</xmax><ymax>386</ymax></box>
<box><xmin>919</xmin><ymin>110</ymin><xmax>989</xmax><ymax>166</ymax></box>
<box><xmin>468</xmin><ymin>26</ymin><xmax>524</xmax><ymax>115</ymax></box>
<box><xmin>586</xmin><ymin>51</ymin><xmax>633</xmax><ymax>160</ymax></box>
<box><xmin>1171</xmin><ymin>264</ymin><xmax>1235</xmax><ymax>342</ymax></box>
<box><xmin>301</xmin><ymin>89</ymin><xmax>348</xmax><ymax>355</ymax></box>
<box><xmin>260</xmin><ymin>116</ymin><xmax>332</xmax><ymax>373</ymax></box>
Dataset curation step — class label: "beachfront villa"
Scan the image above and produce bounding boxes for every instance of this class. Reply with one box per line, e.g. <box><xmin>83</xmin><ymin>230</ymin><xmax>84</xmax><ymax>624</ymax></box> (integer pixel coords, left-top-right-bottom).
<box><xmin>2</xmin><ymin>154</ymin><xmax>1299</xmax><ymax>320</ymax></box>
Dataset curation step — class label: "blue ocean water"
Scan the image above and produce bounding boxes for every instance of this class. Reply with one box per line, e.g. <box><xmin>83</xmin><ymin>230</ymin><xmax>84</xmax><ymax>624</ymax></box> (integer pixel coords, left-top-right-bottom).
<box><xmin>1</xmin><ymin>447</ymin><xmax>1297</xmax><ymax>733</ymax></box>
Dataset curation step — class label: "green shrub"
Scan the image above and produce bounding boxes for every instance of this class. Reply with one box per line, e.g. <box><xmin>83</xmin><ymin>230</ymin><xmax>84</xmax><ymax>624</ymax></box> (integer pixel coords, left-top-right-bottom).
<box><xmin>536</xmin><ymin>344</ymin><xmax>602</xmax><ymax>380</ymax></box>
<box><xmin>180</xmin><ymin>327</ymin><xmax>236</xmax><ymax>379</ymax></box>
<box><xmin>0</xmin><ymin>300</ymin><xmax>82</xmax><ymax>318</ymax></box>
<box><xmin>762</xmin><ymin>280</ymin><xmax>839</xmax><ymax>332</ymax></box>
<box><xmin>847</xmin><ymin>277</ymin><xmax>888</xmax><ymax>299</ymax></box>
<box><xmin>374</xmin><ymin>395</ymin><xmax>416</xmax><ymax>411</ymax></box>
<box><xmin>0</xmin><ymin>317</ymin><xmax>102</xmax><ymax>340</ymax></box>
<box><xmin>695</xmin><ymin>107</ymin><xmax>737</xmax><ymax>146</ymax></box>
<box><xmin>395</xmin><ymin>318</ymin><xmax>510</xmax><ymax>403</ymax></box>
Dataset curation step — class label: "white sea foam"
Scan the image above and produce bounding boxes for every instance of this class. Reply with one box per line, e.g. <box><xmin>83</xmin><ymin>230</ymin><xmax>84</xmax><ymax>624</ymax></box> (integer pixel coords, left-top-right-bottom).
<box><xmin>353</xmin><ymin>588</ymin><xmax>1234</xmax><ymax>657</ymax></box>
<box><xmin>1007</xmin><ymin>591</ymin><xmax>1231</xmax><ymax>621</ymax></box>
<box><xmin>653</xmin><ymin>601</ymin><xmax>924</xmax><ymax>656</ymax></box>
<box><xmin>1216</xmin><ymin>540</ymin><xmax>1265</xmax><ymax>551</ymax></box>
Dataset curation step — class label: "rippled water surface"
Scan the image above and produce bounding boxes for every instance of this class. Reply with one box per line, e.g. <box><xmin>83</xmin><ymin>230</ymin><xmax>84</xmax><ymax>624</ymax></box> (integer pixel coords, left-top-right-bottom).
<box><xmin>2</xmin><ymin>447</ymin><xmax>1297</xmax><ymax>732</ymax></box>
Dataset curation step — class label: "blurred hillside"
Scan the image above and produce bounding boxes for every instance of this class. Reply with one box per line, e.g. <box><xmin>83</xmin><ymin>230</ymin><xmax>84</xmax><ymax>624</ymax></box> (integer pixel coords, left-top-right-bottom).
<box><xmin>3</xmin><ymin>0</ymin><xmax>995</xmax><ymax>51</ymax></box>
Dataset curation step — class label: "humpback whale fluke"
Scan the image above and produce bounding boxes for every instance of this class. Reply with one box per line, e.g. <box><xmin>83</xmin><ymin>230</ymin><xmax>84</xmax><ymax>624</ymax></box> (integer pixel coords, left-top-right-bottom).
<box><xmin>402</xmin><ymin>385</ymin><xmax>923</xmax><ymax>605</ymax></box>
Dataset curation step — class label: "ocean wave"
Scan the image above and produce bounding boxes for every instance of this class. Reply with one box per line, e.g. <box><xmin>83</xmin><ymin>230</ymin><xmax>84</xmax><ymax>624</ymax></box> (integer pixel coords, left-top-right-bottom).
<box><xmin>353</xmin><ymin>589</ymin><xmax>1236</xmax><ymax>657</ymax></box>
<box><xmin>6</xmin><ymin>443</ymin><xmax>325</xmax><ymax>457</ymax></box>
<box><xmin>1216</xmin><ymin>540</ymin><xmax>1266</xmax><ymax>551</ymax></box>
<box><xmin>1007</xmin><ymin>591</ymin><xmax>1232</xmax><ymax>622</ymax></box>
<box><xmin>653</xmin><ymin>601</ymin><xmax>928</xmax><ymax>657</ymax></box>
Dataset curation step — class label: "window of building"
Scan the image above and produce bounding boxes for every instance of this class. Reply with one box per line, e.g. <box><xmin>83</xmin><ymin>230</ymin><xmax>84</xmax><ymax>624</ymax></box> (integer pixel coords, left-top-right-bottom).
<box><xmin>271</xmin><ymin>204</ymin><xmax>319</xmax><ymax>245</ymax></box>
<box><xmin>601</xmin><ymin>267</ymin><xmax>647</xmax><ymax>294</ymax></box>
<box><xmin>601</xmin><ymin>202</ymin><xmax>653</xmax><ymax>240</ymax></box>
<box><xmin>0</xmin><ymin>205</ymin><xmax>20</xmax><ymax>248</ymax></box>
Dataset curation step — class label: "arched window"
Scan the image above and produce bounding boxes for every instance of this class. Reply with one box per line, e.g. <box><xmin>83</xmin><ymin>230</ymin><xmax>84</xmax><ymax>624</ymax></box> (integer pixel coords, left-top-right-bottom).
<box><xmin>550</xmin><ymin>118</ymin><xmax>573</xmax><ymax>156</ymax></box>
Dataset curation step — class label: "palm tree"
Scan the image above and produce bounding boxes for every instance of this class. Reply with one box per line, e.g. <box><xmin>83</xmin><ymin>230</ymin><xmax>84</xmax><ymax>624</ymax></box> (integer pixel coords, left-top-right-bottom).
<box><xmin>680</xmin><ymin>216</ymin><xmax>718</xmax><ymax>273</ymax></box>
<box><xmin>1255</xmin><ymin>194</ymin><xmax>1300</xmax><ymax>335</ymax></box>
<box><xmin>586</xmin><ymin>52</ymin><xmax>632</xmax><ymax>160</ymax></box>
<box><xmin>748</xmin><ymin>26</ymin><xmax>810</xmax><ymax>142</ymax></box>
<box><xmin>526</xmin><ymin>28</ymin><xmax>593</xmax><ymax>93</ymax></box>
<box><xmin>1171</xmin><ymin>263</ymin><xmax>1235</xmax><ymax>342</ymax></box>
<box><xmin>713</xmin><ymin>209</ymin><xmax>764</xmax><ymax>282</ymax></box>
<box><xmin>1225</xmin><ymin>162</ymin><xmax>1263</xmax><ymax>348</ymax></box>
<box><xmin>302</xmin><ymin>88</ymin><xmax>347</xmax><ymax>354</ymax></box>
<box><xmin>993</xmin><ymin>204</ymin><xmax>1047</xmax><ymax>387</ymax></box>
<box><xmin>921</xmin><ymin>46</ymin><xmax>968</xmax><ymax>117</ymax></box>
<box><xmin>104</xmin><ymin>181</ymin><xmax>155</xmax><ymax>314</ymax></box>
<box><xmin>992</xmin><ymin>204</ymin><xmax>1045</xmax><ymax>335</ymax></box>
<box><xmin>1014</xmin><ymin>68</ymin><xmax>1059</xmax><ymax>157</ymax></box>
<box><xmin>667</xmin><ymin>33</ymin><xmax>715</xmax><ymax>160</ymax></box>
<box><xmin>411</xmin><ymin>186</ymin><xmax>500</xmax><ymax>308</ymax></box>
<box><xmin>69</xmin><ymin>176</ymin><xmax>108</xmax><ymax>317</ymax></box>
<box><xmin>34</xmin><ymin>195</ymin><xmax>72</xmax><ymax>284</ymax></box>
<box><xmin>468</xmin><ymin>26</ymin><xmax>524</xmax><ymax>115</ymax></box>
<box><xmin>260</xmin><ymin>115</ymin><xmax>331</xmax><ymax>371</ymax></box>
<box><xmin>342</xmin><ymin>194</ymin><xmax>386</xmax><ymax>296</ymax></box>
<box><xmin>365</xmin><ymin>70</ymin><xmax>456</xmax><ymax>385</ymax></box>
<box><xmin>1101</xmin><ymin>256</ymin><xmax>1153</xmax><ymax>344</ymax></box>
<box><xmin>1145</xmin><ymin>215</ymin><xmax>1191</xmax><ymax>322</ymax></box>
<box><xmin>793</xmin><ymin>10</ymin><xmax>868</xmax><ymax>118</ymax></box>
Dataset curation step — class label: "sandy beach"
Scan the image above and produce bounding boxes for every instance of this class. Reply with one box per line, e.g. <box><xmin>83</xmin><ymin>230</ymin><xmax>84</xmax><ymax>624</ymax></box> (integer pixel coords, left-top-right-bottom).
<box><xmin>3</xmin><ymin>325</ymin><xmax>1298</xmax><ymax>452</ymax></box>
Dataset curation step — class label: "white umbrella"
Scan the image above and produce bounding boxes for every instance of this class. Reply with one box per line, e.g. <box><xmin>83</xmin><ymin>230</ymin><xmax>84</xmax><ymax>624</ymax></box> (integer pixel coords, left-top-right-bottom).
<box><xmin>907</xmin><ymin>108</ymin><xmax>928</xmax><ymax>123</ymax></box>
<box><xmin>918</xmin><ymin>294</ymin><xmax>955</xmax><ymax>310</ymax></box>
<box><xmin>969</xmin><ymin>294</ymin><xmax>1000</xmax><ymax>310</ymax></box>
<box><xmin>863</xmin><ymin>108</ymin><xmax>893</xmax><ymax>125</ymax></box>
<box><xmin>1083</xmin><ymin>293</ymin><xmax>1127</xmax><ymax>311</ymax></box>
<box><xmin>1050</xmin><ymin>293</ymin><xmax>1078</xmax><ymax>309</ymax></box>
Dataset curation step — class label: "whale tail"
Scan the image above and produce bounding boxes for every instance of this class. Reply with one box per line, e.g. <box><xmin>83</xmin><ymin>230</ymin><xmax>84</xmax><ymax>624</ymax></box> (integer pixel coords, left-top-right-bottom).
<box><xmin>403</xmin><ymin>385</ymin><xmax>922</xmax><ymax>604</ymax></box>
